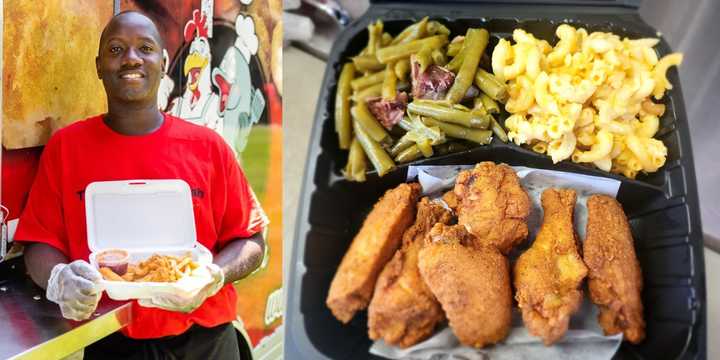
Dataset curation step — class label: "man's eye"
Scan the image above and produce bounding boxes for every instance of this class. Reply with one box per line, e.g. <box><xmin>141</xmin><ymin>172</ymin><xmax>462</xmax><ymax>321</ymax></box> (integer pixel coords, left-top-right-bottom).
<box><xmin>110</xmin><ymin>46</ymin><xmax>122</xmax><ymax>54</ymax></box>
<box><xmin>141</xmin><ymin>45</ymin><xmax>153</xmax><ymax>52</ymax></box>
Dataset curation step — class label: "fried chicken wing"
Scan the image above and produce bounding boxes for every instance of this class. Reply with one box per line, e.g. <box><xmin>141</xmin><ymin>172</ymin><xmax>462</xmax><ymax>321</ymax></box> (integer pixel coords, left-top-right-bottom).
<box><xmin>454</xmin><ymin>162</ymin><xmax>531</xmax><ymax>254</ymax></box>
<box><xmin>418</xmin><ymin>224</ymin><xmax>512</xmax><ymax>348</ymax></box>
<box><xmin>368</xmin><ymin>198</ymin><xmax>453</xmax><ymax>348</ymax></box>
<box><xmin>327</xmin><ymin>183</ymin><xmax>422</xmax><ymax>323</ymax></box>
<box><xmin>514</xmin><ymin>188</ymin><xmax>588</xmax><ymax>345</ymax></box>
<box><xmin>584</xmin><ymin>195</ymin><xmax>645</xmax><ymax>343</ymax></box>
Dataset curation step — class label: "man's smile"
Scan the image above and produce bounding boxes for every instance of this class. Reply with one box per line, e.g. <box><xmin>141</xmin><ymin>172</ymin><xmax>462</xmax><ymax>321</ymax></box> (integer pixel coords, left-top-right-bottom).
<box><xmin>118</xmin><ymin>70</ymin><xmax>146</xmax><ymax>80</ymax></box>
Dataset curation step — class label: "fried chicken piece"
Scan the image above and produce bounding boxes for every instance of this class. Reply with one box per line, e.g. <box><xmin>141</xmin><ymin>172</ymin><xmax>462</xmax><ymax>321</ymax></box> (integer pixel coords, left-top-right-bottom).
<box><xmin>584</xmin><ymin>195</ymin><xmax>645</xmax><ymax>343</ymax></box>
<box><xmin>454</xmin><ymin>162</ymin><xmax>531</xmax><ymax>254</ymax></box>
<box><xmin>514</xmin><ymin>188</ymin><xmax>588</xmax><ymax>345</ymax></box>
<box><xmin>327</xmin><ymin>183</ymin><xmax>422</xmax><ymax>323</ymax></box>
<box><xmin>441</xmin><ymin>190</ymin><xmax>458</xmax><ymax>212</ymax></box>
<box><xmin>368</xmin><ymin>198</ymin><xmax>453</xmax><ymax>348</ymax></box>
<box><xmin>418</xmin><ymin>224</ymin><xmax>512</xmax><ymax>348</ymax></box>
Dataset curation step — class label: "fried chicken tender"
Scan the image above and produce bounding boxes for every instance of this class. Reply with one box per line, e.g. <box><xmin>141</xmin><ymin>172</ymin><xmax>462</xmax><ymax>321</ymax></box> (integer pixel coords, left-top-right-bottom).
<box><xmin>514</xmin><ymin>188</ymin><xmax>588</xmax><ymax>345</ymax></box>
<box><xmin>418</xmin><ymin>224</ymin><xmax>512</xmax><ymax>348</ymax></box>
<box><xmin>584</xmin><ymin>195</ymin><xmax>645</xmax><ymax>344</ymax></box>
<box><xmin>327</xmin><ymin>183</ymin><xmax>422</xmax><ymax>323</ymax></box>
<box><xmin>454</xmin><ymin>162</ymin><xmax>531</xmax><ymax>254</ymax></box>
<box><xmin>368</xmin><ymin>198</ymin><xmax>453</xmax><ymax>348</ymax></box>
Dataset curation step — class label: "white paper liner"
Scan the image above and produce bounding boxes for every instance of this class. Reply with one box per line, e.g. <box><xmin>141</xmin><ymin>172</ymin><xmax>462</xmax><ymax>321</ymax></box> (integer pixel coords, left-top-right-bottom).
<box><xmin>369</xmin><ymin>164</ymin><xmax>623</xmax><ymax>360</ymax></box>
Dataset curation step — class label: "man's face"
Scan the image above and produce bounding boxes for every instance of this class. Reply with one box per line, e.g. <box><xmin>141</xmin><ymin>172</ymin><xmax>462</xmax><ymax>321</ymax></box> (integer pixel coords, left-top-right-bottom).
<box><xmin>96</xmin><ymin>13</ymin><xmax>165</xmax><ymax>104</ymax></box>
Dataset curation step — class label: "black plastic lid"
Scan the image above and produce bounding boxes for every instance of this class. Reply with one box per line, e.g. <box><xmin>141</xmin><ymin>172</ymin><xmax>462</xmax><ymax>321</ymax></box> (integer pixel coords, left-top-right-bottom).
<box><xmin>369</xmin><ymin>0</ymin><xmax>641</xmax><ymax>8</ymax></box>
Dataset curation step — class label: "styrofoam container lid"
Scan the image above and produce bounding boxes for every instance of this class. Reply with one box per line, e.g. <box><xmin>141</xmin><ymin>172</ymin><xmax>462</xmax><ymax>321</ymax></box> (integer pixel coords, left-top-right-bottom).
<box><xmin>85</xmin><ymin>179</ymin><xmax>198</xmax><ymax>252</ymax></box>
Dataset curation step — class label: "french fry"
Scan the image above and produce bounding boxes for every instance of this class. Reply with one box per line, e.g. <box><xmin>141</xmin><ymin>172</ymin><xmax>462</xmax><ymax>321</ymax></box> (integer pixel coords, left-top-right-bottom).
<box><xmin>100</xmin><ymin>267</ymin><xmax>124</xmax><ymax>281</ymax></box>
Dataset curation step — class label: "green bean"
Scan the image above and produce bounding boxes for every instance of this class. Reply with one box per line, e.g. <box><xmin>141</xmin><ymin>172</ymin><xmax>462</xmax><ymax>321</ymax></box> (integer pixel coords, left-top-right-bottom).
<box><xmin>408</xmin><ymin>100</ymin><xmax>490</xmax><ymax>129</ymax></box>
<box><xmin>398</xmin><ymin>116</ymin><xmax>413</xmax><ymax>131</ymax></box>
<box><xmin>352</xmin><ymin>101</ymin><xmax>391</xmax><ymax>144</ymax></box>
<box><xmin>353</xmin><ymin>83</ymin><xmax>382</xmax><ymax>102</ymax></box>
<box><xmin>480</xmin><ymin>93</ymin><xmax>500</xmax><ymax>114</ymax></box>
<box><xmin>474</xmin><ymin>69</ymin><xmax>509</xmax><ymax>102</ymax></box>
<box><xmin>431</xmin><ymin>49</ymin><xmax>447</xmax><ymax>66</ymax></box>
<box><xmin>416</xmin><ymin>139</ymin><xmax>433</xmax><ymax>157</ymax></box>
<box><xmin>473</xmin><ymin>97</ymin><xmax>485</xmax><ymax>112</ymax></box>
<box><xmin>394</xmin><ymin>59</ymin><xmax>410</xmax><ymax>81</ymax></box>
<box><xmin>390</xmin><ymin>136</ymin><xmax>415</xmax><ymax>156</ymax></box>
<box><xmin>415</xmin><ymin>46</ymin><xmax>433</xmax><ymax>73</ymax></box>
<box><xmin>335</xmin><ymin>63</ymin><xmax>355</xmax><ymax>149</ymax></box>
<box><xmin>490</xmin><ymin>115</ymin><xmax>508</xmax><ymax>143</ymax></box>
<box><xmin>382</xmin><ymin>63</ymin><xmax>398</xmax><ymax>100</ymax></box>
<box><xmin>391</xmin><ymin>17</ymin><xmax>429</xmax><ymax>45</ymax></box>
<box><xmin>427</xmin><ymin>21</ymin><xmax>451</xmax><ymax>36</ymax></box>
<box><xmin>445</xmin><ymin>41</ymin><xmax>465</xmax><ymax>73</ymax></box>
<box><xmin>352</xmin><ymin>54</ymin><xmax>384</xmax><ymax>72</ymax></box>
<box><xmin>344</xmin><ymin>138</ymin><xmax>367</xmax><ymax>182</ymax></box>
<box><xmin>354</xmin><ymin>120</ymin><xmax>395</xmax><ymax>176</ymax></box>
<box><xmin>447</xmin><ymin>39</ymin><xmax>463</xmax><ymax>57</ymax></box>
<box><xmin>382</xmin><ymin>33</ymin><xmax>393</xmax><ymax>46</ymax></box>
<box><xmin>453</xmin><ymin>103</ymin><xmax>473</xmax><ymax>112</ymax></box>
<box><xmin>395</xmin><ymin>145</ymin><xmax>423</xmax><ymax>163</ymax></box>
<box><xmin>446</xmin><ymin>28</ymin><xmax>489</xmax><ymax>103</ymax></box>
<box><xmin>435</xmin><ymin>141</ymin><xmax>471</xmax><ymax>155</ymax></box>
<box><xmin>367</xmin><ymin>20</ymin><xmax>383</xmax><ymax>55</ymax></box>
<box><xmin>377</xmin><ymin>35</ymin><xmax>448</xmax><ymax>64</ymax></box>
<box><xmin>422</xmin><ymin>117</ymin><xmax>493</xmax><ymax>145</ymax></box>
<box><xmin>350</xmin><ymin>71</ymin><xmax>385</xmax><ymax>91</ymax></box>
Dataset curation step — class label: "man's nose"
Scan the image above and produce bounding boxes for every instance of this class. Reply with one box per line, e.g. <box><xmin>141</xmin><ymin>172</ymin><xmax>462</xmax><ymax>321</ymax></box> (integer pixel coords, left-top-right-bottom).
<box><xmin>122</xmin><ymin>47</ymin><xmax>143</xmax><ymax>67</ymax></box>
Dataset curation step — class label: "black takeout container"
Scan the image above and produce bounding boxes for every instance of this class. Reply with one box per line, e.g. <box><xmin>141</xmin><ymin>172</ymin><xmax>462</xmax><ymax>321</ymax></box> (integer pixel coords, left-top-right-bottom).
<box><xmin>286</xmin><ymin>1</ymin><xmax>706</xmax><ymax>359</ymax></box>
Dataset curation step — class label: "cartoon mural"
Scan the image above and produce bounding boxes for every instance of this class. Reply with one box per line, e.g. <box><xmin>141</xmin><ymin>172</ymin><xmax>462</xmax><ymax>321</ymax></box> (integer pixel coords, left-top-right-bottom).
<box><xmin>164</xmin><ymin>5</ymin><xmax>266</xmax><ymax>156</ymax></box>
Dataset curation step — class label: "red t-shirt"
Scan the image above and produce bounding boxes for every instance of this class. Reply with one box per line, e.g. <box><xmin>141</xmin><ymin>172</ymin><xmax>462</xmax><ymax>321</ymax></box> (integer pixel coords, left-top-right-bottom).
<box><xmin>14</xmin><ymin>113</ymin><xmax>268</xmax><ymax>339</ymax></box>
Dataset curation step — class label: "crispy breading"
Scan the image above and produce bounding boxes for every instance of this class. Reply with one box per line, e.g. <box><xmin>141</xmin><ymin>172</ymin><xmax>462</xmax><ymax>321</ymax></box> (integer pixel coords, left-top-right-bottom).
<box><xmin>418</xmin><ymin>223</ymin><xmax>512</xmax><ymax>348</ymax></box>
<box><xmin>454</xmin><ymin>162</ymin><xmax>531</xmax><ymax>254</ymax></box>
<box><xmin>327</xmin><ymin>183</ymin><xmax>422</xmax><ymax>323</ymax></box>
<box><xmin>368</xmin><ymin>198</ymin><xmax>452</xmax><ymax>348</ymax></box>
<box><xmin>441</xmin><ymin>190</ymin><xmax>459</xmax><ymax>212</ymax></box>
<box><xmin>514</xmin><ymin>188</ymin><xmax>588</xmax><ymax>345</ymax></box>
<box><xmin>584</xmin><ymin>195</ymin><xmax>645</xmax><ymax>343</ymax></box>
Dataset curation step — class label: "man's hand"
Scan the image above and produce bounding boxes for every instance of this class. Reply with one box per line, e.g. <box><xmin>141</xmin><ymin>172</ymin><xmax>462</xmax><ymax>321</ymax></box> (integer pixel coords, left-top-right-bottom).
<box><xmin>46</xmin><ymin>260</ymin><xmax>103</xmax><ymax>321</ymax></box>
<box><xmin>138</xmin><ymin>263</ymin><xmax>225</xmax><ymax>313</ymax></box>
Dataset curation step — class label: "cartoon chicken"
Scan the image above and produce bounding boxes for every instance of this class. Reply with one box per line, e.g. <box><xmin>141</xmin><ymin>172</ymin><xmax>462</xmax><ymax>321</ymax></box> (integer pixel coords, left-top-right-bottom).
<box><xmin>169</xmin><ymin>9</ymin><xmax>222</xmax><ymax>132</ymax></box>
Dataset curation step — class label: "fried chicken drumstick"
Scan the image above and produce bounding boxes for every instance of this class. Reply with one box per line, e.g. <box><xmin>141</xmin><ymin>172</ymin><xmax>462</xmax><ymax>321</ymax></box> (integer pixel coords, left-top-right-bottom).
<box><xmin>514</xmin><ymin>188</ymin><xmax>588</xmax><ymax>345</ymax></box>
<box><xmin>368</xmin><ymin>198</ymin><xmax>453</xmax><ymax>348</ymax></box>
<box><xmin>327</xmin><ymin>183</ymin><xmax>422</xmax><ymax>323</ymax></box>
<box><xmin>584</xmin><ymin>195</ymin><xmax>645</xmax><ymax>343</ymax></box>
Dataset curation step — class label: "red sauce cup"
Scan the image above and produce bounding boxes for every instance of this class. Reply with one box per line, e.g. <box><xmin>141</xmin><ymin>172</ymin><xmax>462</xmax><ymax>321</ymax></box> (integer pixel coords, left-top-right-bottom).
<box><xmin>97</xmin><ymin>249</ymin><xmax>129</xmax><ymax>276</ymax></box>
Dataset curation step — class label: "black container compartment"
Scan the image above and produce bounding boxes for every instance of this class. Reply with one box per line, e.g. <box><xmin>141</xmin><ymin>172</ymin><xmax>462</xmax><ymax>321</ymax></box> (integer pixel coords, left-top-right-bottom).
<box><xmin>286</xmin><ymin>2</ymin><xmax>706</xmax><ymax>359</ymax></box>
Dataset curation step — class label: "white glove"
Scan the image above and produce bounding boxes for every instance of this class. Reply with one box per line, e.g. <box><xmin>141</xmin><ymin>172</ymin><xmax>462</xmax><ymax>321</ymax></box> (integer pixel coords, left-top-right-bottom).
<box><xmin>46</xmin><ymin>260</ymin><xmax>103</xmax><ymax>321</ymax></box>
<box><xmin>138</xmin><ymin>263</ymin><xmax>225</xmax><ymax>313</ymax></box>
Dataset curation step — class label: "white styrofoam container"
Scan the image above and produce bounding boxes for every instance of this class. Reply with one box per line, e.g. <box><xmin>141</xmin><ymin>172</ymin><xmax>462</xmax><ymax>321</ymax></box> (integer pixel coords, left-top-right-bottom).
<box><xmin>85</xmin><ymin>179</ymin><xmax>213</xmax><ymax>301</ymax></box>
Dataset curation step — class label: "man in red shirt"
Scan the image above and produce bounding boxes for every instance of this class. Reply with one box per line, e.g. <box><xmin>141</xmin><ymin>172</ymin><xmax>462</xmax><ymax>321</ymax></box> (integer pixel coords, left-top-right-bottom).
<box><xmin>13</xmin><ymin>11</ymin><xmax>267</xmax><ymax>359</ymax></box>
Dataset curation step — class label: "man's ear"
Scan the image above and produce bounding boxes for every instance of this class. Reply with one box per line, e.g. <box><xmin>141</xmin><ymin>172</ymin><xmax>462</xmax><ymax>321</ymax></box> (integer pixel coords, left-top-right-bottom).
<box><xmin>95</xmin><ymin>56</ymin><xmax>102</xmax><ymax>79</ymax></box>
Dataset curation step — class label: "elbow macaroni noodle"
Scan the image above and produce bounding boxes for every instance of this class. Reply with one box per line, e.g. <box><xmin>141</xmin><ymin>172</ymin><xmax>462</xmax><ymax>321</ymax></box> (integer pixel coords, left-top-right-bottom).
<box><xmin>493</xmin><ymin>24</ymin><xmax>682</xmax><ymax>178</ymax></box>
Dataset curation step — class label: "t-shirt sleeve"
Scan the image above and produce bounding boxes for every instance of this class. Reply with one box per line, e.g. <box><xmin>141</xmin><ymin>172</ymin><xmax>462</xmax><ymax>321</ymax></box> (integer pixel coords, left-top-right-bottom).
<box><xmin>13</xmin><ymin>135</ymin><xmax>70</xmax><ymax>256</ymax></box>
<box><xmin>216</xmin><ymin>144</ymin><xmax>269</xmax><ymax>249</ymax></box>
